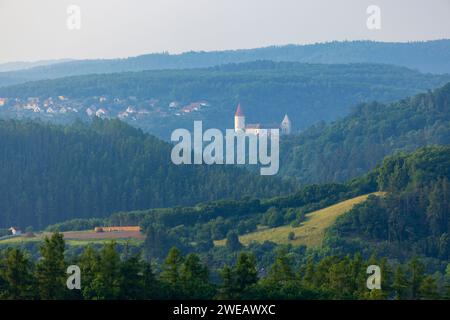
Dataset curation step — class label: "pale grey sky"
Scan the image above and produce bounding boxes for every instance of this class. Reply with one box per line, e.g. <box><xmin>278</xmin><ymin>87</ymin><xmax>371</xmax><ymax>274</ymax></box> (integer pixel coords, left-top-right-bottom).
<box><xmin>0</xmin><ymin>0</ymin><xmax>449</xmax><ymax>64</ymax></box>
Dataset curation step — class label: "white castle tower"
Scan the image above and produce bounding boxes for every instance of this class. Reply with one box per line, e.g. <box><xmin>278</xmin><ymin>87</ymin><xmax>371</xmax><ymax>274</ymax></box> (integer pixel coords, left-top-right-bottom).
<box><xmin>234</xmin><ymin>103</ymin><xmax>245</xmax><ymax>133</ymax></box>
<box><xmin>280</xmin><ymin>114</ymin><xmax>292</xmax><ymax>135</ymax></box>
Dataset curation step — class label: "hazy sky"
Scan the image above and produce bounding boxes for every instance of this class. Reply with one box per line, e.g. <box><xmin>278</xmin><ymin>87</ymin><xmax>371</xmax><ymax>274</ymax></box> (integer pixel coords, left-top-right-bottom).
<box><xmin>1</xmin><ymin>0</ymin><xmax>449</xmax><ymax>63</ymax></box>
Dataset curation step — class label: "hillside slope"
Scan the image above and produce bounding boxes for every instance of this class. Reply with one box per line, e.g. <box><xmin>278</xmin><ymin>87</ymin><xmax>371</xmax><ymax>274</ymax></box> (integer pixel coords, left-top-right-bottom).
<box><xmin>216</xmin><ymin>193</ymin><xmax>382</xmax><ymax>248</ymax></box>
<box><xmin>280</xmin><ymin>82</ymin><xmax>450</xmax><ymax>184</ymax></box>
<box><xmin>326</xmin><ymin>146</ymin><xmax>450</xmax><ymax>261</ymax></box>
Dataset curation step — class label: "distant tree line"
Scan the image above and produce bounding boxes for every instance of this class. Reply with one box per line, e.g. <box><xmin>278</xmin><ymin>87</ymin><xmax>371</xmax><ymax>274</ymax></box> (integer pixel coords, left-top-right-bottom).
<box><xmin>280</xmin><ymin>82</ymin><xmax>450</xmax><ymax>184</ymax></box>
<box><xmin>43</xmin><ymin>146</ymin><xmax>450</xmax><ymax>268</ymax></box>
<box><xmin>44</xmin><ymin>181</ymin><xmax>367</xmax><ymax>260</ymax></box>
<box><xmin>0</xmin><ymin>118</ymin><xmax>295</xmax><ymax>229</ymax></box>
<box><xmin>2</xmin><ymin>61</ymin><xmax>449</xmax><ymax>136</ymax></box>
<box><xmin>1</xmin><ymin>233</ymin><xmax>449</xmax><ymax>300</ymax></box>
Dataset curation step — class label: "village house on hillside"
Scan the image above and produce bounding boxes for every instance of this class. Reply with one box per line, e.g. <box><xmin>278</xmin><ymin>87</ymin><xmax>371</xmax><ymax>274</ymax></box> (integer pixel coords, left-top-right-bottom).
<box><xmin>9</xmin><ymin>227</ymin><xmax>22</xmax><ymax>236</ymax></box>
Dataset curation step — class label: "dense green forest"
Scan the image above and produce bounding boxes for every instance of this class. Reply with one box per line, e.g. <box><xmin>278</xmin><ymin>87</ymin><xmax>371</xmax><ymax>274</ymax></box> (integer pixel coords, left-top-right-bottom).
<box><xmin>1</xmin><ymin>145</ymin><xmax>449</xmax><ymax>300</ymax></box>
<box><xmin>136</xmin><ymin>146</ymin><xmax>449</xmax><ymax>268</ymax></box>
<box><xmin>0</xmin><ymin>118</ymin><xmax>295</xmax><ymax>229</ymax></box>
<box><xmin>326</xmin><ymin>146</ymin><xmax>450</xmax><ymax>263</ymax></box>
<box><xmin>1</xmin><ymin>40</ymin><xmax>449</xmax><ymax>88</ymax></box>
<box><xmin>45</xmin><ymin>181</ymin><xmax>364</xmax><ymax>260</ymax></box>
<box><xmin>43</xmin><ymin>146</ymin><xmax>450</xmax><ymax>270</ymax></box>
<box><xmin>1</xmin><ymin>62</ymin><xmax>449</xmax><ymax>138</ymax></box>
<box><xmin>1</xmin><ymin>54</ymin><xmax>450</xmax><ymax>300</ymax></box>
<box><xmin>0</xmin><ymin>233</ymin><xmax>449</xmax><ymax>300</ymax></box>
<box><xmin>280</xmin><ymin>82</ymin><xmax>450</xmax><ymax>184</ymax></box>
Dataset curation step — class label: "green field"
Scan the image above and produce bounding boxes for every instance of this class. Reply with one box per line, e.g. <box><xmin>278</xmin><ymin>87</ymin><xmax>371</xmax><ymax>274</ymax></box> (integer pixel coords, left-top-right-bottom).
<box><xmin>0</xmin><ymin>230</ymin><xmax>144</xmax><ymax>247</ymax></box>
<box><xmin>1</xmin><ymin>193</ymin><xmax>381</xmax><ymax>249</ymax></box>
<box><xmin>215</xmin><ymin>192</ymin><xmax>384</xmax><ymax>248</ymax></box>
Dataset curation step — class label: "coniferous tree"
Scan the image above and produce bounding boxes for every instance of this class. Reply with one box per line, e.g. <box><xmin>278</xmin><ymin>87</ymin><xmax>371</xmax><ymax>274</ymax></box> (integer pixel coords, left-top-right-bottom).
<box><xmin>419</xmin><ymin>275</ymin><xmax>439</xmax><ymax>300</ymax></box>
<box><xmin>379</xmin><ymin>257</ymin><xmax>392</xmax><ymax>299</ymax></box>
<box><xmin>35</xmin><ymin>233</ymin><xmax>66</xmax><ymax>300</ymax></box>
<box><xmin>301</xmin><ymin>256</ymin><xmax>316</xmax><ymax>288</ymax></box>
<box><xmin>119</xmin><ymin>254</ymin><xmax>145</xmax><ymax>299</ymax></box>
<box><xmin>0</xmin><ymin>248</ymin><xmax>35</xmax><ymax>299</ymax></box>
<box><xmin>267</xmin><ymin>248</ymin><xmax>295</xmax><ymax>283</ymax></box>
<box><xmin>78</xmin><ymin>245</ymin><xmax>99</xmax><ymax>300</ymax></box>
<box><xmin>92</xmin><ymin>242</ymin><xmax>122</xmax><ymax>299</ymax></box>
<box><xmin>218</xmin><ymin>265</ymin><xmax>234</xmax><ymax>300</ymax></box>
<box><xmin>226</xmin><ymin>231</ymin><xmax>242</xmax><ymax>251</ymax></box>
<box><xmin>160</xmin><ymin>247</ymin><xmax>184</xmax><ymax>297</ymax></box>
<box><xmin>142</xmin><ymin>262</ymin><xmax>160</xmax><ymax>299</ymax></box>
<box><xmin>392</xmin><ymin>265</ymin><xmax>409</xmax><ymax>300</ymax></box>
<box><xmin>234</xmin><ymin>252</ymin><xmax>258</xmax><ymax>298</ymax></box>
<box><xmin>408</xmin><ymin>257</ymin><xmax>426</xmax><ymax>300</ymax></box>
<box><xmin>427</xmin><ymin>178</ymin><xmax>450</xmax><ymax>237</ymax></box>
<box><xmin>179</xmin><ymin>254</ymin><xmax>214</xmax><ymax>299</ymax></box>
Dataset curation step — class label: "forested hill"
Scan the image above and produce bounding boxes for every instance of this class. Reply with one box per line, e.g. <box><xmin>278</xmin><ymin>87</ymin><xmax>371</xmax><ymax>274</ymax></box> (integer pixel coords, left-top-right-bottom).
<box><xmin>0</xmin><ymin>59</ymin><xmax>73</xmax><ymax>72</ymax></box>
<box><xmin>1</xmin><ymin>40</ymin><xmax>449</xmax><ymax>87</ymax></box>
<box><xmin>1</xmin><ymin>62</ymin><xmax>449</xmax><ymax>138</ymax></box>
<box><xmin>0</xmin><ymin>119</ymin><xmax>296</xmax><ymax>229</ymax></box>
<box><xmin>280</xmin><ymin>82</ymin><xmax>450</xmax><ymax>184</ymax></box>
<box><xmin>327</xmin><ymin>145</ymin><xmax>450</xmax><ymax>262</ymax></box>
<box><xmin>44</xmin><ymin>145</ymin><xmax>450</xmax><ymax>266</ymax></box>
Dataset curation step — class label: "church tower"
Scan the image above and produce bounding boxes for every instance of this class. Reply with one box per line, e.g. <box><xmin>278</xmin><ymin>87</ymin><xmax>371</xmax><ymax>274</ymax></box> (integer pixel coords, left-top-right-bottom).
<box><xmin>234</xmin><ymin>103</ymin><xmax>245</xmax><ymax>133</ymax></box>
<box><xmin>280</xmin><ymin>114</ymin><xmax>292</xmax><ymax>135</ymax></box>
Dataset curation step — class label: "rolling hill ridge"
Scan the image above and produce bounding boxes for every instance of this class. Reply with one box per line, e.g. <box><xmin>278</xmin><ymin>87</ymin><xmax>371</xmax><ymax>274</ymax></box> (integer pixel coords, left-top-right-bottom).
<box><xmin>1</xmin><ymin>61</ymin><xmax>449</xmax><ymax>139</ymax></box>
<box><xmin>280</xmin><ymin>82</ymin><xmax>450</xmax><ymax>184</ymax></box>
<box><xmin>1</xmin><ymin>40</ymin><xmax>450</xmax><ymax>88</ymax></box>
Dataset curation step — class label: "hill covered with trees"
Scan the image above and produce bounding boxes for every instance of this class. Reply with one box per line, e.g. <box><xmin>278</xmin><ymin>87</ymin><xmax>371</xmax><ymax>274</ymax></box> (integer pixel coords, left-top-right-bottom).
<box><xmin>1</xmin><ymin>40</ymin><xmax>449</xmax><ymax>88</ymax></box>
<box><xmin>0</xmin><ymin>118</ymin><xmax>295</xmax><ymax>229</ymax></box>
<box><xmin>1</xmin><ymin>62</ymin><xmax>449</xmax><ymax>138</ymax></box>
<box><xmin>2</xmin><ymin>145</ymin><xmax>449</xmax><ymax>300</ymax></box>
<box><xmin>5</xmin><ymin>146</ymin><xmax>446</xmax><ymax>300</ymax></box>
<box><xmin>40</xmin><ymin>146</ymin><xmax>450</xmax><ymax>264</ymax></box>
<box><xmin>280</xmin><ymin>82</ymin><xmax>450</xmax><ymax>184</ymax></box>
<box><xmin>326</xmin><ymin>145</ymin><xmax>450</xmax><ymax>263</ymax></box>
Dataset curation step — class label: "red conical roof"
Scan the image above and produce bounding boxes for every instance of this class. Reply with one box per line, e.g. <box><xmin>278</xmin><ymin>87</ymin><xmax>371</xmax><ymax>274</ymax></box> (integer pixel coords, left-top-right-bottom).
<box><xmin>235</xmin><ymin>103</ymin><xmax>244</xmax><ymax>117</ymax></box>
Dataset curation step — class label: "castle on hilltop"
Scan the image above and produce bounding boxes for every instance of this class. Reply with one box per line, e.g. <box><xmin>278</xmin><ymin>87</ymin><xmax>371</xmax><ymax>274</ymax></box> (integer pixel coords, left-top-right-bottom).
<box><xmin>234</xmin><ymin>103</ymin><xmax>292</xmax><ymax>135</ymax></box>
